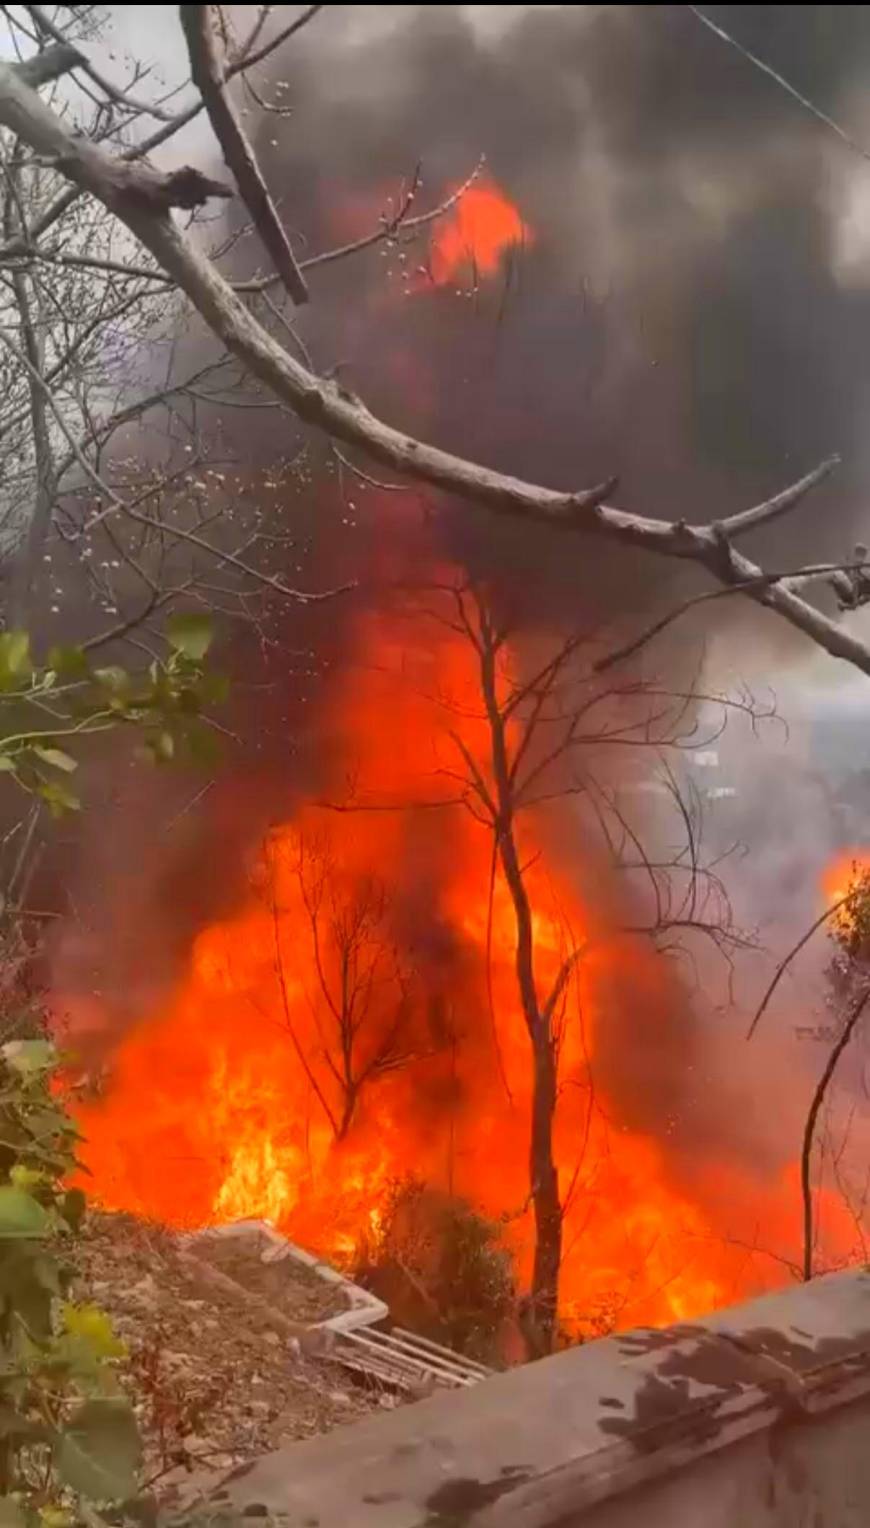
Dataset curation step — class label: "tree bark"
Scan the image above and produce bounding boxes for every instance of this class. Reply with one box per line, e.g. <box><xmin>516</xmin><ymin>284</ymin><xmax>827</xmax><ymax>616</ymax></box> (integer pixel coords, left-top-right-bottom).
<box><xmin>336</xmin><ymin>1085</ymin><xmax>357</xmax><ymax>1143</ymax></box>
<box><xmin>477</xmin><ymin>613</ymin><xmax>562</xmax><ymax>1348</ymax></box>
<box><xmin>529</xmin><ymin>1026</ymin><xmax>561</xmax><ymax>1348</ymax></box>
<box><xmin>179</xmin><ymin>5</ymin><xmax>308</xmax><ymax>304</ymax></box>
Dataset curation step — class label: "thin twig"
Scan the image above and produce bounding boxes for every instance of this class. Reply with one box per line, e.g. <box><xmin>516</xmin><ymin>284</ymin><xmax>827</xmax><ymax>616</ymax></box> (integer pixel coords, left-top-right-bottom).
<box><xmin>747</xmin><ymin>893</ymin><xmax>853</xmax><ymax>1040</ymax></box>
<box><xmin>801</xmin><ymin>988</ymin><xmax>870</xmax><ymax>1281</ymax></box>
<box><xmin>689</xmin><ymin>6</ymin><xmax>870</xmax><ymax>164</ymax></box>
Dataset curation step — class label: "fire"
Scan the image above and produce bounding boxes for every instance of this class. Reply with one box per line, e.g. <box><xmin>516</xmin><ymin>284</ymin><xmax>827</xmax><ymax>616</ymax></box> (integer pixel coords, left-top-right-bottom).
<box><xmin>55</xmin><ymin>175</ymin><xmax>860</xmax><ymax>1343</ymax></box>
<box><xmin>64</xmin><ymin>585</ymin><xmax>816</xmax><ymax>1341</ymax></box>
<box><xmin>822</xmin><ymin>849</ymin><xmax>870</xmax><ymax>904</ymax></box>
<box><xmin>820</xmin><ymin>849</ymin><xmax>870</xmax><ymax>952</ymax></box>
<box><xmin>428</xmin><ymin>177</ymin><xmax>531</xmax><ymax>286</ymax></box>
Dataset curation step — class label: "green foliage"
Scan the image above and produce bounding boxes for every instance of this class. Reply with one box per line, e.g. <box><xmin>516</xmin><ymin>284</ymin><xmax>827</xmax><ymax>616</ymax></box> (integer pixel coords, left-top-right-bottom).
<box><xmin>0</xmin><ymin>1038</ymin><xmax>141</xmax><ymax>1523</ymax></box>
<box><xmin>0</xmin><ymin>617</ymin><xmax>224</xmax><ymax>814</ymax></box>
<box><xmin>165</xmin><ymin>614</ymin><xmax>213</xmax><ymax>663</ymax></box>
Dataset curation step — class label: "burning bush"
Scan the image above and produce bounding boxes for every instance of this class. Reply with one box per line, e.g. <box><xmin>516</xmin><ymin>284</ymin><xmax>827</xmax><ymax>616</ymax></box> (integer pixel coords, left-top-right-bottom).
<box><xmin>830</xmin><ymin>861</ymin><xmax>870</xmax><ymax>972</ymax></box>
<box><xmin>353</xmin><ymin>1177</ymin><xmax>515</xmax><ymax>1363</ymax></box>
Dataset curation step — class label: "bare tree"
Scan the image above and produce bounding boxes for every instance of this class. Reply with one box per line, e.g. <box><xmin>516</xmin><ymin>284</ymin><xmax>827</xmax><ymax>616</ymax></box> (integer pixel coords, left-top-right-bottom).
<box><xmin>749</xmin><ymin>863</ymin><xmax>870</xmax><ymax>1282</ymax></box>
<box><xmin>0</xmin><ymin>12</ymin><xmax>864</xmax><ymax>681</ymax></box>
<box><xmin>329</xmin><ymin>579</ymin><xmax>757</xmax><ymax>1348</ymax></box>
<box><xmin>293</xmin><ymin>830</ymin><xmax>418</xmax><ymax>1141</ymax></box>
<box><xmin>441</xmin><ymin>585</ymin><xmax>760</xmax><ymax>1346</ymax></box>
<box><xmin>258</xmin><ymin>827</ymin><xmax>419</xmax><ymax>1143</ymax></box>
<box><xmin>796</xmin><ymin>868</ymin><xmax>870</xmax><ymax>1281</ymax></box>
<box><xmin>0</xmin><ymin>8</ymin><xmax>482</xmax><ymax>656</ymax></box>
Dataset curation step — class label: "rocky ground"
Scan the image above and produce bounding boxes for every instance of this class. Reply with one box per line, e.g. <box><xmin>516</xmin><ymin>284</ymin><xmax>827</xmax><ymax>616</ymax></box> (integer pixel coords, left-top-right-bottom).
<box><xmin>74</xmin><ymin>1212</ymin><xmax>400</xmax><ymax>1508</ymax></box>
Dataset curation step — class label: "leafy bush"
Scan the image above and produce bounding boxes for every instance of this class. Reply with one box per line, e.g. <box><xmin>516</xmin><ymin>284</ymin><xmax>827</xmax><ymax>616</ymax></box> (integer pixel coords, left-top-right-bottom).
<box><xmin>354</xmin><ymin>1178</ymin><xmax>515</xmax><ymax>1363</ymax></box>
<box><xmin>0</xmin><ymin>1038</ymin><xmax>141</xmax><ymax>1525</ymax></box>
<box><xmin>0</xmin><ymin>613</ymin><xmax>223</xmax><ymax>815</ymax></box>
<box><xmin>0</xmin><ymin>612</ymin><xmax>227</xmax><ymax>1523</ymax></box>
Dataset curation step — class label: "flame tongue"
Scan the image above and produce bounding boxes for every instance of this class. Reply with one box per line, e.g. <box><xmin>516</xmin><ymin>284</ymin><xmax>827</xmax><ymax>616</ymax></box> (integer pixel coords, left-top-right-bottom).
<box><xmin>427</xmin><ymin>178</ymin><xmax>532</xmax><ymax>287</ymax></box>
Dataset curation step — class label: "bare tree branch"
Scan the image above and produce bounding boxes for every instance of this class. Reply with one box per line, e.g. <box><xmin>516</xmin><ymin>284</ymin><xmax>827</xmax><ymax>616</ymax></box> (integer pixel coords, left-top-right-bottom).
<box><xmin>179</xmin><ymin>4</ymin><xmax>308</xmax><ymax>306</ymax></box>
<box><xmin>689</xmin><ymin>6</ymin><xmax>870</xmax><ymax>165</ymax></box>
<box><xmin>25</xmin><ymin>5</ymin><xmax>177</xmax><ymax>120</ymax></box>
<box><xmin>0</xmin><ymin>37</ymin><xmax>866</xmax><ymax>681</ymax></box>
<box><xmin>716</xmin><ymin>457</ymin><xmax>838</xmax><ymax>536</ymax></box>
<box><xmin>801</xmin><ymin>988</ymin><xmax>870</xmax><ymax>1281</ymax></box>
<box><xmin>229</xmin><ymin>4</ymin><xmax>324</xmax><ymax>75</ymax></box>
<box><xmin>746</xmin><ymin>892</ymin><xmax>853</xmax><ymax>1041</ymax></box>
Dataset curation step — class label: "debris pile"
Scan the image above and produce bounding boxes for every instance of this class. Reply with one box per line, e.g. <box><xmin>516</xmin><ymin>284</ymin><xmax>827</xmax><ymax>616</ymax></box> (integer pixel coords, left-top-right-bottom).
<box><xmin>74</xmin><ymin>1213</ymin><xmax>397</xmax><ymax>1503</ymax></box>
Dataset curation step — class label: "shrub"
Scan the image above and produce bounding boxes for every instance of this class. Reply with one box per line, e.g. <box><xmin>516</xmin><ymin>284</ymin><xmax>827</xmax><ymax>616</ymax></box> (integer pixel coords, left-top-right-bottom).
<box><xmin>0</xmin><ymin>1038</ymin><xmax>141</xmax><ymax>1526</ymax></box>
<box><xmin>354</xmin><ymin>1177</ymin><xmax>515</xmax><ymax>1363</ymax></box>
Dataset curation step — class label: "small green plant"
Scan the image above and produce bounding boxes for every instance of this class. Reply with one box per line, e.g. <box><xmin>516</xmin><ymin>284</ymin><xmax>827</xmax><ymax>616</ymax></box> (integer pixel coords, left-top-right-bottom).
<box><xmin>0</xmin><ymin>612</ymin><xmax>224</xmax><ymax>815</ymax></box>
<box><xmin>0</xmin><ymin>1037</ymin><xmax>141</xmax><ymax>1526</ymax></box>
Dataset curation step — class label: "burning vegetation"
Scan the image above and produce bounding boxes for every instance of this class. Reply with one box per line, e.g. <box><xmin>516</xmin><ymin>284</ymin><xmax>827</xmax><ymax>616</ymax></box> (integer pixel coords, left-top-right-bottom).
<box><xmin>62</xmin><ymin>570</ymin><xmax>815</xmax><ymax>1352</ymax></box>
<box><xmin>35</xmin><ymin>164</ymin><xmax>868</xmax><ymax>1361</ymax></box>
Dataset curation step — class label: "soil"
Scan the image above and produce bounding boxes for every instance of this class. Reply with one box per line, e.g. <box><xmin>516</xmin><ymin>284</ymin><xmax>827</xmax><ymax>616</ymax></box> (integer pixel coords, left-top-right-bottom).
<box><xmin>73</xmin><ymin>1212</ymin><xmax>400</xmax><ymax>1509</ymax></box>
<box><xmin>186</xmin><ymin>1228</ymin><xmax>351</xmax><ymax>1325</ymax></box>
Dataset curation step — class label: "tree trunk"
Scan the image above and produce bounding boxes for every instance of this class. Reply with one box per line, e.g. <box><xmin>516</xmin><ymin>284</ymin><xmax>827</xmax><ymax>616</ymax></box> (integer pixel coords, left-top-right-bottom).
<box><xmin>529</xmin><ymin>1026</ymin><xmax>561</xmax><ymax>1350</ymax></box>
<box><xmin>336</xmin><ymin>1084</ymin><xmax>357</xmax><ymax>1142</ymax></box>
<box><xmin>477</xmin><ymin>613</ymin><xmax>563</xmax><ymax>1351</ymax></box>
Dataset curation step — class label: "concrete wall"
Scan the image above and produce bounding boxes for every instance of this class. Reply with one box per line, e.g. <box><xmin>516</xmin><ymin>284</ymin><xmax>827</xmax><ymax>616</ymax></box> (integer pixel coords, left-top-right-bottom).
<box><xmin>193</xmin><ymin>1266</ymin><xmax>870</xmax><ymax>1526</ymax></box>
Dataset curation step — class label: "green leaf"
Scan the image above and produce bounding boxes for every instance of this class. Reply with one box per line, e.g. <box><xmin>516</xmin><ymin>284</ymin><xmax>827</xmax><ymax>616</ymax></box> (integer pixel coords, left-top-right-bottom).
<box><xmin>2</xmin><ymin>1039</ymin><xmax>56</xmax><ymax>1076</ymax></box>
<box><xmin>165</xmin><ymin>612</ymin><xmax>213</xmax><ymax>661</ymax></box>
<box><xmin>62</xmin><ymin>1304</ymin><xmax>126</xmax><ymax>1359</ymax></box>
<box><xmin>32</xmin><ymin>747</ymin><xmax>77</xmax><ymax>774</ymax></box>
<box><xmin>39</xmin><ymin>1510</ymin><xmax>74</xmax><ymax>1528</ymax></box>
<box><xmin>9</xmin><ymin>1166</ymin><xmax>47</xmax><ymax>1193</ymax></box>
<box><xmin>47</xmin><ymin>644</ymin><xmax>88</xmax><ymax>679</ymax></box>
<box><xmin>55</xmin><ymin>1399</ymin><xmax>141</xmax><ymax>1502</ymax></box>
<box><xmin>0</xmin><ymin>631</ymin><xmax>31</xmax><ymax>690</ymax></box>
<box><xmin>36</xmin><ymin>781</ymin><xmax>81</xmax><ymax>818</ymax></box>
<box><xmin>0</xmin><ymin>1187</ymin><xmax>50</xmax><ymax>1239</ymax></box>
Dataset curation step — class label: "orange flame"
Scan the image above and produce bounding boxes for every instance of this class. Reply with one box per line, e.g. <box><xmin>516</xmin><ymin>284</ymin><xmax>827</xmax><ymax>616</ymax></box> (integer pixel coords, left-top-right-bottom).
<box><xmin>822</xmin><ymin>849</ymin><xmax>870</xmax><ymax>904</ymax></box>
<box><xmin>64</xmin><ymin>583</ymin><xmax>821</xmax><ymax>1339</ymax></box>
<box><xmin>428</xmin><ymin>177</ymin><xmax>531</xmax><ymax>286</ymax></box>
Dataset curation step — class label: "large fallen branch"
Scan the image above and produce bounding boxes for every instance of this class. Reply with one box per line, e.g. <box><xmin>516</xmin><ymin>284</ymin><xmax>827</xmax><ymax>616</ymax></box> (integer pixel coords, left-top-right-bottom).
<box><xmin>0</xmin><ymin>38</ymin><xmax>865</xmax><ymax>673</ymax></box>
